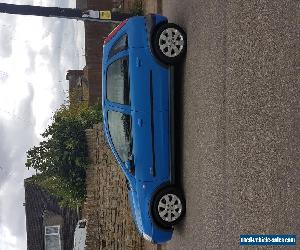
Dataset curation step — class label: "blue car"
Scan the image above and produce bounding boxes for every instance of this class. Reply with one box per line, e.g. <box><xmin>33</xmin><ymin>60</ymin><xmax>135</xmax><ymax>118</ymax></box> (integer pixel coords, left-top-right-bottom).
<box><xmin>102</xmin><ymin>14</ymin><xmax>187</xmax><ymax>243</ymax></box>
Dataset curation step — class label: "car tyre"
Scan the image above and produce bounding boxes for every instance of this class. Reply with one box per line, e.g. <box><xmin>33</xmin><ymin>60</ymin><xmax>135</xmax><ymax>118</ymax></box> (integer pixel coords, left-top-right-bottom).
<box><xmin>151</xmin><ymin>186</ymin><xmax>186</xmax><ymax>228</ymax></box>
<box><xmin>152</xmin><ymin>23</ymin><xmax>187</xmax><ymax>65</ymax></box>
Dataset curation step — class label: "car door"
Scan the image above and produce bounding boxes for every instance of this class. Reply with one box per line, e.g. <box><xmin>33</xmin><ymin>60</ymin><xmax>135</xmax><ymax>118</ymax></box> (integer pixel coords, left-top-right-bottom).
<box><xmin>128</xmin><ymin>47</ymin><xmax>155</xmax><ymax>181</ymax></box>
<box><xmin>104</xmin><ymin>44</ymin><xmax>154</xmax><ymax>182</ymax></box>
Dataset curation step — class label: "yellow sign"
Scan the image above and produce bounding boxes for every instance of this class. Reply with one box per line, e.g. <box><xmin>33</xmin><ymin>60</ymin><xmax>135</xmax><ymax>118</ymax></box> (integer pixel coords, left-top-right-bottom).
<box><xmin>99</xmin><ymin>11</ymin><xmax>112</xmax><ymax>20</ymax></box>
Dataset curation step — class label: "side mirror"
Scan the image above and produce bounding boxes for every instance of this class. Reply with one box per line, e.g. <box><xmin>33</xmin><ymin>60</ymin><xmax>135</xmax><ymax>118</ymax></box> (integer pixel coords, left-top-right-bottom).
<box><xmin>125</xmin><ymin>179</ymin><xmax>131</xmax><ymax>190</ymax></box>
<box><xmin>125</xmin><ymin>160</ymin><xmax>134</xmax><ymax>174</ymax></box>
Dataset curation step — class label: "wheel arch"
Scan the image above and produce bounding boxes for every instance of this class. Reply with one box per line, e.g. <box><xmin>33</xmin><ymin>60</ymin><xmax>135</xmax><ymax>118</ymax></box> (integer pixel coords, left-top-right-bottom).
<box><xmin>149</xmin><ymin>182</ymin><xmax>173</xmax><ymax>230</ymax></box>
<box><xmin>147</xmin><ymin>18</ymin><xmax>169</xmax><ymax>67</ymax></box>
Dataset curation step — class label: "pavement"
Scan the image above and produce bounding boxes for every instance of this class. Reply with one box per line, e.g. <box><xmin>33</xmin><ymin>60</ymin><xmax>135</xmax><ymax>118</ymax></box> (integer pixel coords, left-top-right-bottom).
<box><xmin>162</xmin><ymin>0</ymin><xmax>300</xmax><ymax>249</ymax></box>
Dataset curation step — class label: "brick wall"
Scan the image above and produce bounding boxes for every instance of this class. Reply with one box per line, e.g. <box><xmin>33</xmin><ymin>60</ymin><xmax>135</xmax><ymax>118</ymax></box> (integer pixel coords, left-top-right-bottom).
<box><xmin>86</xmin><ymin>0</ymin><xmax>113</xmax><ymax>10</ymax></box>
<box><xmin>84</xmin><ymin>22</ymin><xmax>112</xmax><ymax>106</ymax></box>
<box><xmin>82</xmin><ymin>123</ymin><xmax>144</xmax><ymax>250</ymax></box>
<box><xmin>81</xmin><ymin>0</ymin><xmax>140</xmax><ymax>106</ymax></box>
<box><xmin>83</xmin><ymin>0</ymin><xmax>113</xmax><ymax>106</ymax></box>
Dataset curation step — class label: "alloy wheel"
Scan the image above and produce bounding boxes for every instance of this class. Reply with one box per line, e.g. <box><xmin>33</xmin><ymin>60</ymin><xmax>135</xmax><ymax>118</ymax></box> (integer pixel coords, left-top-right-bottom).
<box><xmin>152</xmin><ymin>23</ymin><xmax>187</xmax><ymax>64</ymax></box>
<box><xmin>158</xmin><ymin>193</ymin><xmax>183</xmax><ymax>222</ymax></box>
<box><xmin>158</xmin><ymin>27</ymin><xmax>185</xmax><ymax>58</ymax></box>
<box><xmin>151</xmin><ymin>185</ymin><xmax>186</xmax><ymax>228</ymax></box>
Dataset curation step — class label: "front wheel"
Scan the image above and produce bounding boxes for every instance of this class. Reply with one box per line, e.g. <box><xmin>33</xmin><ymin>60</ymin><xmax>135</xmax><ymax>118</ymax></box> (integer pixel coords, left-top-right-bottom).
<box><xmin>152</xmin><ymin>23</ymin><xmax>187</xmax><ymax>65</ymax></box>
<box><xmin>151</xmin><ymin>186</ymin><xmax>186</xmax><ymax>228</ymax></box>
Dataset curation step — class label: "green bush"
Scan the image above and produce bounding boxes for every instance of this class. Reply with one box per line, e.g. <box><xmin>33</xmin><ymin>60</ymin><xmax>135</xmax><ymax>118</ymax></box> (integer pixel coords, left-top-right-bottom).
<box><xmin>26</xmin><ymin>101</ymin><xmax>102</xmax><ymax>208</ymax></box>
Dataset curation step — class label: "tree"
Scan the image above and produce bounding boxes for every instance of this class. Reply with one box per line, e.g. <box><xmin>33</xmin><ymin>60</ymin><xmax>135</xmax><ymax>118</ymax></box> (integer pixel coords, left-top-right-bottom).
<box><xmin>26</xmin><ymin>101</ymin><xmax>102</xmax><ymax>208</ymax></box>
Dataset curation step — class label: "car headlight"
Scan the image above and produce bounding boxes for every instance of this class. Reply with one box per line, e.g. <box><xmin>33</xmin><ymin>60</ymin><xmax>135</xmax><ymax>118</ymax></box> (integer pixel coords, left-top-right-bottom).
<box><xmin>142</xmin><ymin>232</ymin><xmax>153</xmax><ymax>242</ymax></box>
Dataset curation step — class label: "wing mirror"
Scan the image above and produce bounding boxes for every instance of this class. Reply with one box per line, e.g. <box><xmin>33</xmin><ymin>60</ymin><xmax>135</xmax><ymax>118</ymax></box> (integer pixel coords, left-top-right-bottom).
<box><xmin>125</xmin><ymin>160</ymin><xmax>135</xmax><ymax>174</ymax></box>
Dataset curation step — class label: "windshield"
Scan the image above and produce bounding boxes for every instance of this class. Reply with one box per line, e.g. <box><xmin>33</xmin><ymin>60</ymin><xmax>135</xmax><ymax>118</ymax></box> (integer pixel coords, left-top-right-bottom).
<box><xmin>107</xmin><ymin>110</ymin><xmax>132</xmax><ymax>162</ymax></box>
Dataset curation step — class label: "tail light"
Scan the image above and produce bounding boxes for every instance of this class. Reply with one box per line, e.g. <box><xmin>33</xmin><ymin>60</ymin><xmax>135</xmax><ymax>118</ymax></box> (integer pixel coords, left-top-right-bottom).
<box><xmin>103</xmin><ymin>19</ymin><xmax>128</xmax><ymax>45</ymax></box>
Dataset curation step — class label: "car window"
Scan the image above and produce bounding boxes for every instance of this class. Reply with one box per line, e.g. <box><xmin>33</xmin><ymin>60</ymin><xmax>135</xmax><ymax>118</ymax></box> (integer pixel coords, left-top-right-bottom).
<box><xmin>107</xmin><ymin>110</ymin><xmax>132</xmax><ymax>163</ymax></box>
<box><xmin>109</xmin><ymin>35</ymin><xmax>128</xmax><ymax>58</ymax></box>
<box><xmin>106</xmin><ymin>57</ymin><xmax>130</xmax><ymax>105</ymax></box>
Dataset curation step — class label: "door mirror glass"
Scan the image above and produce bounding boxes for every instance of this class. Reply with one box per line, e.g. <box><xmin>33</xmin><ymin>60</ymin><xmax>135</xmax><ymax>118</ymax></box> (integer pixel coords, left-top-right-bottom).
<box><xmin>125</xmin><ymin>160</ymin><xmax>134</xmax><ymax>174</ymax></box>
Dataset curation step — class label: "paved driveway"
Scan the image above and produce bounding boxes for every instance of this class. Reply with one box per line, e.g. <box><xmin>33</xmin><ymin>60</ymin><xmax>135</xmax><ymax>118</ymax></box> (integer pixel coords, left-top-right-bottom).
<box><xmin>162</xmin><ymin>1</ymin><xmax>300</xmax><ymax>249</ymax></box>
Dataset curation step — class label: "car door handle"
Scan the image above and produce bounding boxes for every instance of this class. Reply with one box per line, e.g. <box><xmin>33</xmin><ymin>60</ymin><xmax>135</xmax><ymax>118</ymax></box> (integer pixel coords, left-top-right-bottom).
<box><xmin>136</xmin><ymin>57</ymin><xmax>141</xmax><ymax>67</ymax></box>
<box><xmin>137</xmin><ymin>118</ymin><xmax>143</xmax><ymax>127</ymax></box>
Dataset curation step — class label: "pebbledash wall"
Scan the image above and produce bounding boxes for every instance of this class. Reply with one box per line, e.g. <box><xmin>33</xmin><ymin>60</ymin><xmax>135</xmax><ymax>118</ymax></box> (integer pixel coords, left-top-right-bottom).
<box><xmin>83</xmin><ymin>123</ymin><xmax>144</xmax><ymax>250</ymax></box>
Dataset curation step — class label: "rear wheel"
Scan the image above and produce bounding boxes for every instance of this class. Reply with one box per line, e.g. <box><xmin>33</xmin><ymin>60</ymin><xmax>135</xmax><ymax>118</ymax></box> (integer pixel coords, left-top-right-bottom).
<box><xmin>151</xmin><ymin>186</ymin><xmax>186</xmax><ymax>228</ymax></box>
<box><xmin>152</xmin><ymin>23</ymin><xmax>187</xmax><ymax>65</ymax></box>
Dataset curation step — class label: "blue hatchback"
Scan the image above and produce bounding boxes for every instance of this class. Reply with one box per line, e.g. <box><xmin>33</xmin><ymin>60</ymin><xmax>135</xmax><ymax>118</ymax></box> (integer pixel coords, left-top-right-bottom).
<box><xmin>102</xmin><ymin>14</ymin><xmax>187</xmax><ymax>243</ymax></box>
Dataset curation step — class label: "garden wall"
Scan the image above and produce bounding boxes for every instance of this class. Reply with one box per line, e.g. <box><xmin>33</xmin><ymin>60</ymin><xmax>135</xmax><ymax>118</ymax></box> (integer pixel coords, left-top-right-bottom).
<box><xmin>83</xmin><ymin>123</ymin><xmax>144</xmax><ymax>250</ymax></box>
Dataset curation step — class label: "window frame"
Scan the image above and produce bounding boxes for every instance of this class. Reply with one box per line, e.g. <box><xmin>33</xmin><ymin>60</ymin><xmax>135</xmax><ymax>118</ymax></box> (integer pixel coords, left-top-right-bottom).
<box><xmin>44</xmin><ymin>225</ymin><xmax>61</xmax><ymax>250</ymax></box>
<box><xmin>108</xmin><ymin>34</ymin><xmax>128</xmax><ymax>59</ymax></box>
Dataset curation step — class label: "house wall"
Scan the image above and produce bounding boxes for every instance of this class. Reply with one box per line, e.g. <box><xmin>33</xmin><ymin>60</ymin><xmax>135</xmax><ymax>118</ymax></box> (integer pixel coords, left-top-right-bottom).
<box><xmin>67</xmin><ymin>69</ymin><xmax>89</xmax><ymax>105</ymax></box>
<box><xmin>43</xmin><ymin>212</ymin><xmax>64</xmax><ymax>227</ymax></box>
<box><xmin>24</xmin><ymin>182</ymin><xmax>78</xmax><ymax>250</ymax></box>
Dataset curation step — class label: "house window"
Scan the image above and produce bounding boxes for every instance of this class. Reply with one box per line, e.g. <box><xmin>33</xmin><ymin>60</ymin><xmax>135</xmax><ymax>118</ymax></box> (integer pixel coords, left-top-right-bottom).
<box><xmin>45</xmin><ymin>225</ymin><xmax>61</xmax><ymax>250</ymax></box>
